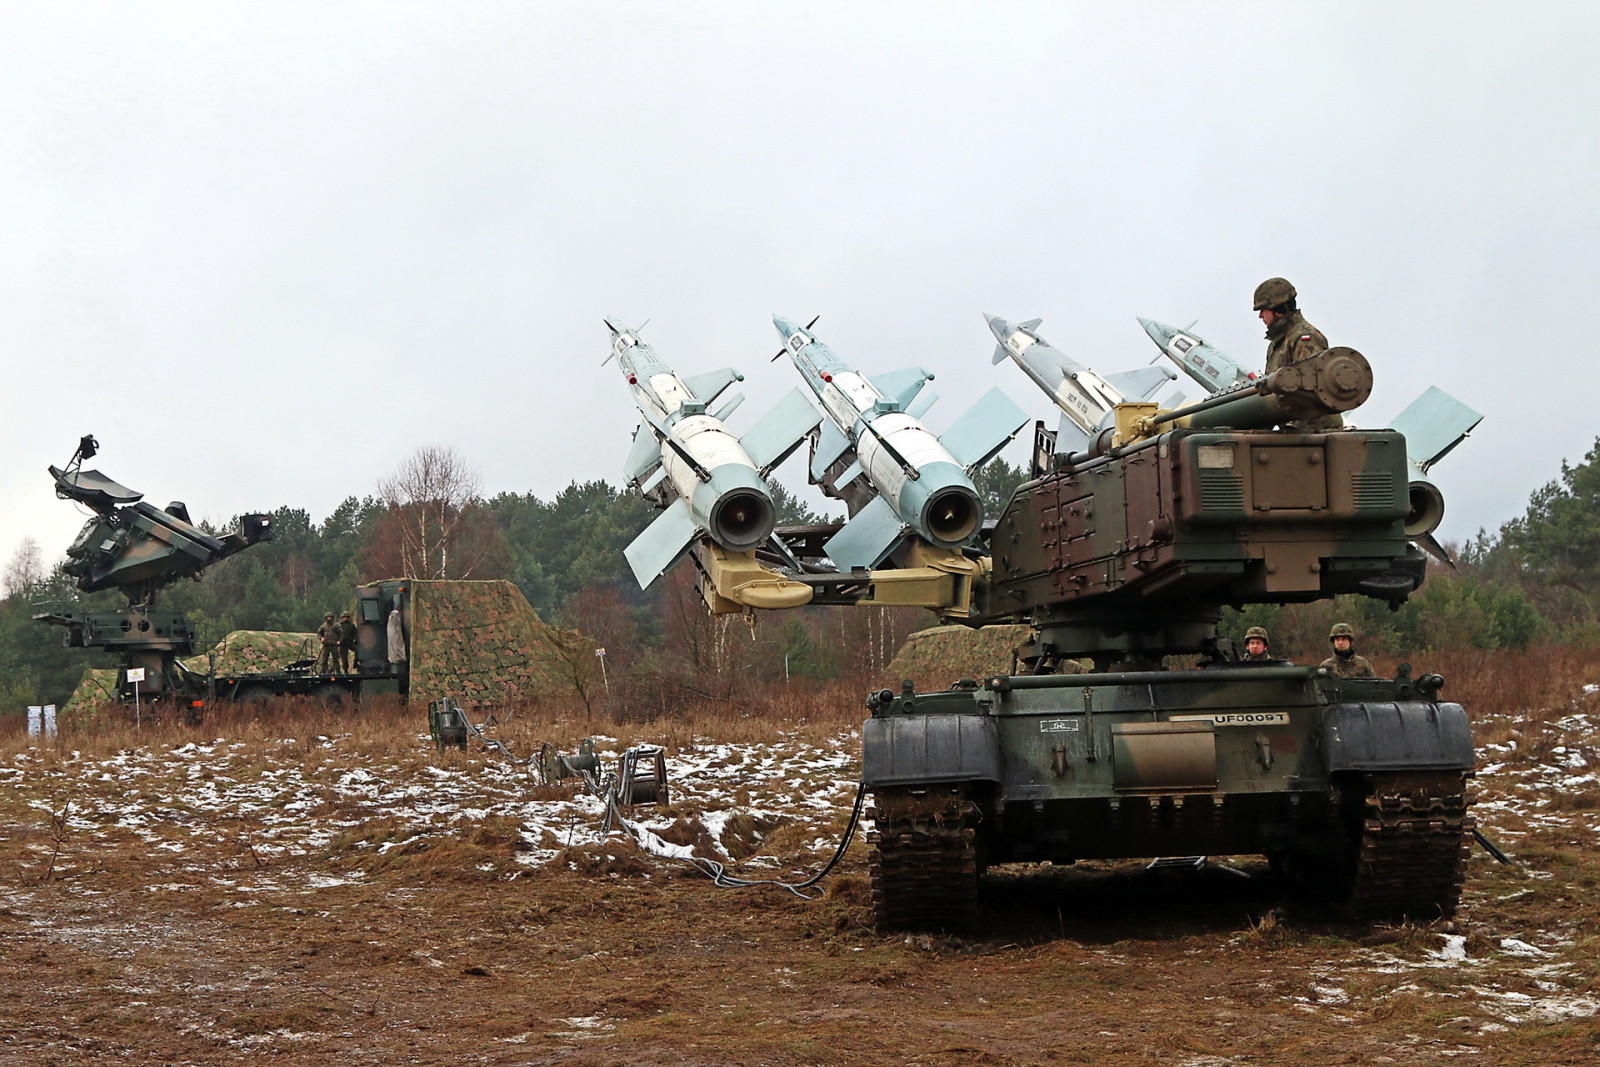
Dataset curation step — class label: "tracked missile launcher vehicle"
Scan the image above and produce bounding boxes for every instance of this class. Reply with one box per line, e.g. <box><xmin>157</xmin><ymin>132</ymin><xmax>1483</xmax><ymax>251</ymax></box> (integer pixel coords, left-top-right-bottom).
<box><xmin>861</xmin><ymin>347</ymin><xmax>1475</xmax><ymax>928</ymax></box>
<box><xmin>615</xmin><ymin>318</ymin><xmax>1478</xmax><ymax>931</ymax></box>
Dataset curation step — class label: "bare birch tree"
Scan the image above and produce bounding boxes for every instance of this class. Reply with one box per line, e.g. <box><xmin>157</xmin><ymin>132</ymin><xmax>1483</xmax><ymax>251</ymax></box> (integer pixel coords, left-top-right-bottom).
<box><xmin>373</xmin><ymin>446</ymin><xmax>493</xmax><ymax>580</ymax></box>
<box><xmin>3</xmin><ymin>536</ymin><xmax>44</xmax><ymax>599</ymax></box>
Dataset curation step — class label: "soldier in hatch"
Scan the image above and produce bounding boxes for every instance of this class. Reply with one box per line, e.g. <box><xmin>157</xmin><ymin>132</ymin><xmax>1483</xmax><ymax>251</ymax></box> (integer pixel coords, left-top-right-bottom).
<box><xmin>316</xmin><ymin>613</ymin><xmax>340</xmax><ymax>673</ymax></box>
<box><xmin>336</xmin><ymin>611</ymin><xmax>357</xmax><ymax>673</ymax></box>
<box><xmin>1320</xmin><ymin>622</ymin><xmax>1376</xmax><ymax>678</ymax></box>
<box><xmin>1240</xmin><ymin>625</ymin><xmax>1276</xmax><ymax>662</ymax></box>
<box><xmin>1254</xmin><ymin>276</ymin><xmax>1341</xmax><ymax>431</ymax></box>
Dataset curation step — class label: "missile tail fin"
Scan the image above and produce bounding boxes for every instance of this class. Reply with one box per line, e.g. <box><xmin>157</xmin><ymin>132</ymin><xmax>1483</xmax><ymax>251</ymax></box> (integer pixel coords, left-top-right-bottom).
<box><xmin>823</xmin><ymin>496</ymin><xmax>906</xmax><ymax>571</ymax></box>
<box><xmin>1390</xmin><ymin>386</ymin><xmax>1484</xmax><ymax>471</ymax></box>
<box><xmin>940</xmin><ymin>387</ymin><xmax>1029</xmax><ymax>471</ymax></box>
<box><xmin>869</xmin><ymin>367</ymin><xmax>936</xmax><ymax>411</ymax></box>
<box><xmin>623</xmin><ymin>422</ymin><xmax>660</xmax><ymax>485</ymax></box>
<box><xmin>810</xmin><ymin>420</ymin><xmax>852</xmax><ymax>482</ymax></box>
<box><xmin>681</xmin><ymin>367</ymin><xmax>744</xmax><ymax>405</ymax></box>
<box><xmin>623</xmin><ymin>500</ymin><xmax>700</xmax><ymax>589</ymax></box>
<box><xmin>741</xmin><ymin>387</ymin><xmax>823</xmax><ymax>475</ymax></box>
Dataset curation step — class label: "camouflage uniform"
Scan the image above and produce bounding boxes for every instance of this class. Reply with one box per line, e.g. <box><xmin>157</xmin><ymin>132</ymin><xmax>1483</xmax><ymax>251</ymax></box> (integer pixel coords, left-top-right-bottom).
<box><xmin>1240</xmin><ymin>650</ymin><xmax>1276</xmax><ymax>662</ymax></box>
<box><xmin>336</xmin><ymin>614</ymin><xmax>357</xmax><ymax>673</ymax></box>
<box><xmin>316</xmin><ymin>616</ymin><xmax>339</xmax><ymax>673</ymax></box>
<box><xmin>1264</xmin><ymin>311</ymin><xmax>1340</xmax><ymax>431</ymax></box>
<box><xmin>1320</xmin><ymin>651</ymin><xmax>1376</xmax><ymax>678</ymax></box>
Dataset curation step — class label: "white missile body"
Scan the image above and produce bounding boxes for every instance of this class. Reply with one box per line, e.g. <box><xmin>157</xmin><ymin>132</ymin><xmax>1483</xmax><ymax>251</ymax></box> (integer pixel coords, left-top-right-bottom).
<box><xmin>773</xmin><ymin>315</ymin><xmax>1027</xmax><ymax>570</ymax></box>
<box><xmin>607</xmin><ymin>321</ymin><xmax>819</xmax><ymax>587</ymax></box>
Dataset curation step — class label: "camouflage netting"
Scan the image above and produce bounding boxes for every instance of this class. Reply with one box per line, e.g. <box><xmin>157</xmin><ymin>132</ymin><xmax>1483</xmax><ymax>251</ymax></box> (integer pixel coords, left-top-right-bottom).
<box><xmin>60</xmin><ymin>630</ymin><xmax>316</xmax><ymax>719</ymax></box>
<box><xmin>183</xmin><ymin>630</ymin><xmax>317</xmax><ymax>675</ymax></box>
<box><xmin>884</xmin><ymin>624</ymin><xmax>1033</xmax><ymax>688</ymax></box>
<box><xmin>62</xmin><ymin>668</ymin><xmax>120</xmax><ymax>719</ymax></box>
<box><xmin>399</xmin><ymin>579</ymin><xmax>599</xmax><ymax>711</ymax></box>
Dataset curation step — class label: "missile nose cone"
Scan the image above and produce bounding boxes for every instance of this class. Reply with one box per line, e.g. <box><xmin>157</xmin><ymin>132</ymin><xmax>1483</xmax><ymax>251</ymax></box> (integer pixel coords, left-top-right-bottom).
<box><xmin>1138</xmin><ymin>317</ymin><xmax>1172</xmax><ymax>345</ymax></box>
<box><xmin>983</xmin><ymin>313</ymin><xmax>1011</xmax><ymax>341</ymax></box>
<box><xmin>772</xmin><ymin>315</ymin><xmax>799</xmax><ymax>338</ymax></box>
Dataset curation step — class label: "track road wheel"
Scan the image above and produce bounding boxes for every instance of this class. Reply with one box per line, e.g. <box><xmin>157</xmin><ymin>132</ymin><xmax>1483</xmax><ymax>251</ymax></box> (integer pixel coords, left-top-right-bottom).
<box><xmin>867</xmin><ymin>785</ymin><xmax>981</xmax><ymax>933</ymax></box>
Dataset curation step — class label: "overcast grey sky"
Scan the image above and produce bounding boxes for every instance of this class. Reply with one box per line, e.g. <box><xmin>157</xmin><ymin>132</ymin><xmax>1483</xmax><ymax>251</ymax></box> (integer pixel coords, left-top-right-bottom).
<box><xmin>4</xmin><ymin>2</ymin><xmax>1598</xmax><ymax>573</ymax></box>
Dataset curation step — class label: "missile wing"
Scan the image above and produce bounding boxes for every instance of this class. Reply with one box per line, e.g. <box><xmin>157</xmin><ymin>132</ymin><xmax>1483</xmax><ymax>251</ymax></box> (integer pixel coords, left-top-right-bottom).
<box><xmin>773</xmin><ymin>315</ymin><xmax>1027</xmax><ymax>570</ymax></box>
<box><xmin>606</xmin><ymin>320</ymin><xmax>820</xmax><ymax>588</ymax></box>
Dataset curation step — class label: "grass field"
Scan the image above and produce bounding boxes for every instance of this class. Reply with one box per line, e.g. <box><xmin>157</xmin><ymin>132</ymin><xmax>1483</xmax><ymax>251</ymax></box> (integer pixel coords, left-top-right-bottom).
<box><xmin>1</xmin><ymin>649</ymin><xmax>1597</xmax><ymax>1065</ymax></box>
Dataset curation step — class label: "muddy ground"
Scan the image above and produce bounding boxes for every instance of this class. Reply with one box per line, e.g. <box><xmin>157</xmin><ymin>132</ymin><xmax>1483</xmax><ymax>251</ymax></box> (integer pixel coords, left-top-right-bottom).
<box><xmin>2</xmin><ymin>706</ymin><xmax>1596</xmax><ymax>1066</ymax></box>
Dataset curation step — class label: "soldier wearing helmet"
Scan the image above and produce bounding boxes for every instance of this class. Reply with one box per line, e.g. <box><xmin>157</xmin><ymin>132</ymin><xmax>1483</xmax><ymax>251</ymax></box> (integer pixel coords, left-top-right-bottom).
<box><xmin>1240</xmin><ymin>625</ymin><xmax>1275</xmax><ymax>662</ymax></box>
<box><xmin>316</xmin><ymin>613</ymin><xmax>340</xmax><ymax>673</ymax></box>
<box><xmin>1320</xmin><ymin>622</ymin><xmax>1376</xmax><ymax>678</ymax></box>
<box><xmin>1254</xmin><ymin>277</ymin><xmax>1340</xmax><ymax>431</ymax></box>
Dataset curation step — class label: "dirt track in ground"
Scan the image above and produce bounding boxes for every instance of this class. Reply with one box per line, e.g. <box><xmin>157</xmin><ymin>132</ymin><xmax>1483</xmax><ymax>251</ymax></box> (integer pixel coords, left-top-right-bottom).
<box><xmin>2</xmin><ymin>713</ymin><xmax>1597</xmax><ymax>1066</ymax></box>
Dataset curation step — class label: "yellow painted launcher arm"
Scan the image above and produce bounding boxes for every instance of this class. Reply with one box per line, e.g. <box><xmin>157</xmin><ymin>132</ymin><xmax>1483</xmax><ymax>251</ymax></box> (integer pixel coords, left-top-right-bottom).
<box><xmin>694</xmin><ymin>541</ymin><xmax>985</xmax><ymax>619</ymax></box>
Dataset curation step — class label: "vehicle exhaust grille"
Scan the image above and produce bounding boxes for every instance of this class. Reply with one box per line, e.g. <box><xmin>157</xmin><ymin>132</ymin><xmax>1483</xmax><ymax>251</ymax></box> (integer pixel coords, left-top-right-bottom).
<box><xmin>1199</xmin><ymin>470</ymin><xmax>1245</xmax><ymax>511</ymax></box>
<box><xmin>1351</xmin><ymin>471</ymin><xmax>1396</xmax><ymax>510</ymax></box>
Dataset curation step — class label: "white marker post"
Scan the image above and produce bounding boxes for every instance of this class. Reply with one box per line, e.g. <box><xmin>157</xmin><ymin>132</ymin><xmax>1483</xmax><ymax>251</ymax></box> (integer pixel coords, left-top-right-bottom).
<box><xmin>594</xmin><ymin>647</ymin><xmax>608</xmax><ymax>691</ymax></box>
<box><xmin>126</xmin><ymin>667</ymin><xmax>146</xmax><ymax>731</ymax></box>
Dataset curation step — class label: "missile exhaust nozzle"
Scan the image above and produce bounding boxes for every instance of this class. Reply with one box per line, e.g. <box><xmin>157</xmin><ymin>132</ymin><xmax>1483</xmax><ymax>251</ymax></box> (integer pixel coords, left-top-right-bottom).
<box><xmin>923</xmin><ymin>485</ymin><xmax>982</xmax><ymax>548</ymax></box>
<box><xmin>709</xmin><ymin>488</ymin><xmax>777</xmax><ymax>553</ymax></box>
<box><xmin>1405</xmin><ymin>479</ymin><xmax>1446</xmax><ymax>538</ymax></box>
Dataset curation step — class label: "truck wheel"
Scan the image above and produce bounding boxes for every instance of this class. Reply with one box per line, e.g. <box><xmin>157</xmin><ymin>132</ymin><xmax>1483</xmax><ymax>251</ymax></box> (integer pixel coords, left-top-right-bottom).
<box><xmin>311</xmin><ymin>684</ymin><xmax>352</xmax><ymax>706</ymax></box>
<box><xmin>233</xmin><ymin>685</ymin><xmax>274</xmax><ymax>705</ymax></box>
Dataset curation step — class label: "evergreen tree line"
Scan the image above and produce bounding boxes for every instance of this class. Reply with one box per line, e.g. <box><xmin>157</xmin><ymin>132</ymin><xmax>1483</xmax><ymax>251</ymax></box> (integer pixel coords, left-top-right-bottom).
<box><xmin>0</xmin><ymin>452</ymin><xmax>1023</xmax><ymax>709</ymax></box>
<box><xmin>5</xmin><ymin>437</ymin><xmax>1598</xmax><ymax>709</ymax></box>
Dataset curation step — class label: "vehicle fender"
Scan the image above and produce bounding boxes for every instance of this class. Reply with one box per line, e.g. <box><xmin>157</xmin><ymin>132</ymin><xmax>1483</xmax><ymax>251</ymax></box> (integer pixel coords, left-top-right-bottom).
<box><xmin>1321</xmin><ymin>701</ymin><xmax>1474</xmax><ymax>772</ymax></box>
<box><xmin>862</xmin><ymin>714</ymin><xmax>1002</xmax><ymax>787</ymax></box>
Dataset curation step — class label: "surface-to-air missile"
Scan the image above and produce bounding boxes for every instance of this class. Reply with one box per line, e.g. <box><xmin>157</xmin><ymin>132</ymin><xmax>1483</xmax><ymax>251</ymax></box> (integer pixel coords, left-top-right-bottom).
<box><xmin>1137</xmin><ymin>316</ymin><xmax>1482</xmax><ymax>561</ymax></box>
<box><xmin>1138</xmin><ymin>316</ymin><xmax>1258</xmax><ymax>393</ymax></box>
<box><xmin>606</xmin><ymin>320</ymin><xmax>820</xmax><ymax>604</ymax></box>
<box><xmin>615</xmin><ymin>307</ymin><xmax>1481</xmax><ymax>932</ymax></box>
<box><xmin>771</xmin><ymin>314</ymin><xmax>1028</xmax><ymax>570</ymax></box>
<box><xmin>34</xmin><ymin>435</ymin><xmax>274</xmax><ymax>701</ymax></box>
<box><xmin>985</xmin><ymin>313</ymin><xmax>1183</xmax><ymax>456</ymax></box>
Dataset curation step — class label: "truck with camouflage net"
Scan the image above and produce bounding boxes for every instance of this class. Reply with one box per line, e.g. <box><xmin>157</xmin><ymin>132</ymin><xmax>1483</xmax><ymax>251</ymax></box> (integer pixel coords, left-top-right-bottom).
<box><xmin>638</xmin><ymin>341</ymin><xmax>1477</xmax><ymax>930</ymax></box>
<box><xmin>208</xmin><ymin>579</ymin><xmax>598</xmax><ymax>709</ymax></box>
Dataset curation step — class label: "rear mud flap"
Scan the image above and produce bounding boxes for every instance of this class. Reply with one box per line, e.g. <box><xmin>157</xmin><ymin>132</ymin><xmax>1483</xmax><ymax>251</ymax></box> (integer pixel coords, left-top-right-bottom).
<box><xmin>862</xmin><ymin>715</ymin><xmax>1002</xmax><ymax>787</ymax></box>
<box><xmin>1321</xmin><ymin>701</ymin><xmax>1473</xmax><ymax>772</ymax></box>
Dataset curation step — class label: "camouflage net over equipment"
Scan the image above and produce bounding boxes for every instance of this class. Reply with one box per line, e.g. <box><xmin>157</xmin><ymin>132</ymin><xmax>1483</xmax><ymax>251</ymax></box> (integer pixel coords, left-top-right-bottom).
<box><xmin>61</xmin><ymin>668</ymin><xmax>120</xmax><ymax>719</ymax></box>
<box><xmin>401</xmin><ymin>580</ymin><xmax>600</xmax><ymax>711</ymax></box>
<box><xmin>884</xmin><ymin>625</ymin><xmax>1034</xmax><ymax>688</ymax></box>
<box><xmin>184</xmin><ymin>630</ymin><xmax>317</xmax><ymax>675</ymax></box>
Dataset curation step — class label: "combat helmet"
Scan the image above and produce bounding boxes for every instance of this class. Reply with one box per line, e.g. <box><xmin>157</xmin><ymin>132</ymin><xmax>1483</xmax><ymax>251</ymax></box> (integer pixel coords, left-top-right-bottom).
<box><xmin>1252</xmin><ymin>277</ymin><xmax>1297</xmax><ymax>310</ymax></box>
<box><xmin>1329</xmin><ymin>622</ymin><xmax>1356</xmax><ymax>640</ymax></box>
<box><xmin>1244</xmin><ymin>626</ymin><xmax>1269</xmax><ymax>642</ymax></box>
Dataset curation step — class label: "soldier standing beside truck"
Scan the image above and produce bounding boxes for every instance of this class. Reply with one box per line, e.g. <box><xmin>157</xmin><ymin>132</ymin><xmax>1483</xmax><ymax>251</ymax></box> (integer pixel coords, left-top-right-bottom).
<box><xmin>316</xmin><ymin>613</ymin><xmax>339</xmax><ymax>673</ymax></box>
<box><xmin>336</xmin><ymin>612</ymin><xmax>357</xmax><ymax>673</ymax></box>
<box><xmin>1254</xmin><ymin>276</ymin><xmax>1340</xmax><ymax>431</ymax></box>
<box><xmin>1320</xmin><ymin>622</ymin><xmax>1376</xmax><ymax>678</ymax></box>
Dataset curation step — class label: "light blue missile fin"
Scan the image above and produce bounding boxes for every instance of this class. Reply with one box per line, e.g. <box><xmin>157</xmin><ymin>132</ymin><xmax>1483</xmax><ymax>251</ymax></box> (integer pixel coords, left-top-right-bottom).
<box><xmin>710</xmin><ymin>392</ymin><xmax>745</xmax><ymax>422</ymax></box>
<box><xmin>868</xmin><ymin>367</ymin><xmax>936</xmax><ymax>411</ymax></box>
<box><xmin>939</xmin><ymin>387</ymin><xmax>1029</xmax><ymax>471</ymax></box>
<box><xmin>823</xmin><ymin>495</ymin><xmax>906</xmax><ymax>571</ymax></box>
<box><xmin>1104</xmin><ymin>365</ymin><xmax>1178</xmax><ymax>402</ymax></box>
<box><xmin>740</xmin><ymin>387</ymin><xmax>823</xmax><ymax>475</ymax></box>
<box><xmin>623</xmin><ymin>422</ymin><xmax>660</xmax><ymax>486</ymax></box>
<box><xmin>1018</xmin><ymin>318</ymin><xmax>1042</xmax><ymax>331</ymax></box>
<box><xmin>1055</xmin><ymin>413</ymin><xmax>1092</xmax><ymax>456</ymax></box>
<box><xmin>623</xmin><ymin>499</ymin><xmax>700</xmax><ymax>588</ymax></box>
<box><xmin>906</xmin><ymin>388</ymin><xmax>939</xmax><ymax>420</ymax></box>
<box><xmin>810</xmin><ymin>419</ymin><xmax>853</xmax><ymax>481</ymax></box>
<box><xmin>1390</xmin><ymin>386</ymin><xmax>1483</xmax><ymax>471</ymax></box>
<box><xmin>681</xmin><ymin>367</ymin><xmax>743</xmax><ymax>405</ymax></box>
